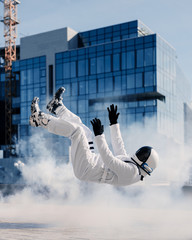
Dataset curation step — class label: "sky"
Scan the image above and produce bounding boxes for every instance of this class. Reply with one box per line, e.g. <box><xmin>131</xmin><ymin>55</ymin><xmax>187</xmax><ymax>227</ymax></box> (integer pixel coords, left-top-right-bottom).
<box><xmin>0</xmin><ymin>0</ymin><xmax>192</xmax><ymax>85</ymax></box>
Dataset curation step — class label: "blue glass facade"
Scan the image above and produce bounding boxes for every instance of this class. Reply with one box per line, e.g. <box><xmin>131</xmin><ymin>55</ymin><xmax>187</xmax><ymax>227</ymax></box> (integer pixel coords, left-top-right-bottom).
<box><xmin>0</xmin><ymin>19</ymin><xmax>189</xmax><ymax>156</ymax></box>
<box><xmin>79</xmin><ymin>20</ymin><xmax>153</xmax><ymax>47</ymax></box>
<box><xmin>55</xmin><ymin>33</ymin><xmax>158</xmax><ymax>131</ymax></box>
<box><xmin>12</xmin><ymin>56</ymin><xmax>46</xmax><ymax>138</ymax></box>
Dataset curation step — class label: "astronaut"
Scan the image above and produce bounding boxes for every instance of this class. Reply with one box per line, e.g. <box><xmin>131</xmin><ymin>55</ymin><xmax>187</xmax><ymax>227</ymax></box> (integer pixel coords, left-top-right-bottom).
<box><xmin>29</xmin><ymin>87</ymin><xmax>159</xmax><ymax>186</ymax></box>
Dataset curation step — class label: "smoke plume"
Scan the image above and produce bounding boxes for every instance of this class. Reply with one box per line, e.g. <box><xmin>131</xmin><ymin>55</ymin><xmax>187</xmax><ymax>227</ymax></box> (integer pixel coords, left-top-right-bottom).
<box><xmin>1</xmin><ymin>118</ymin><xmax>192</xmax><ymax>239</ymax></box>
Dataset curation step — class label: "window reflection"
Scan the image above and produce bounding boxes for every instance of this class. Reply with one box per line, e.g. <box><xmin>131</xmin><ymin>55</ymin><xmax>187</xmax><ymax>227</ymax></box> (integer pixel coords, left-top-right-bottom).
<box><xmin>63</xmin><ymin>62</ymin><xmax>70</xmax><ymax>79</ymax></box>
<box><xmin>79</xmin><ymin>81</ymin><xmax>86</xmax><ymax>95</ymax></box>
<box><xmin>127</xmin><ymin>51</ymin><xmax>135</xmax><ymax>69</ymax></box>
<box><xmin>89</xmin><ymin>80</ymin><xmax>97</xmax><ymax>93</ymax></box>
<box><xmin>28</xmin><ymin>88</ymin><xmax>33</xmax><ymax>101</ymax></box>
<box><xmin>70</xmin><ymin>61</ymin><xmax>76</xmax><ymax>78</ymax></box>
<box><xmin>137</xmin><ymin>49</ymin><xmax>144</xmax><ymax>67</ymax></box>
<box><xmin>34</xmin><ymin>68</ymin><xmax>40</xmax><ymax>83</ymax></box>
<box><xmin>78</xmin><ymin>100</ymin><xmax>86</xmax><ymax>113</ymax></box>
<box><xmin>127</xmin><ymin>74</ymin><xmax>135</xmax><ymax>89</ymax></box>
<box><xmin>72</xmin><ymin>82</ymin><xmax>78</xmax><ymax>96</ymax></box>
<box><xmin>114</xmin><ymin>76</ymin><xmax>121</xmax><ymax>91</ymax></box>
<box><xmin>144</xmin><ymin>71</ymin><xmax>154</xmax><ymax>87</ymax></box>
<box><xmin>136</xmin><ymin>73</ymin><xmax>143</xmax><ymax>87</ymax></box>
<box><xmin>56</xmin><ymin>64</ymin><xmax>62</xmax><ymax>80</ymax></box>
<box><xmin>98</xmin><ymin>78</ymin><xmax>104</xmax><ymax>93</ymax></box>
<box><xmin>113</xmin><ymin>54</ymin><xmax>120</xmax><ymax>71</ymax></box>
<box><xmin>97</xmin><ymin>56</ymin><xmax>104</xmax><ymax>74</ymax></box>
<box><xmin>145</xmin><ymin>48</ymin><xmax>153</xmax><ymax>66</ymax></box>
<box><xmin>78</xmin><ymin>60</ymin><xmax>86</xmax><ymax>76</ymax></box>
<box><xmin>40</xmin><ymin>69</ymin><xmax>46</xmax><ymax>77</ymax></box>
<box><xmin>105</xmin><ymin>55</ymin><xmax>111</xmax><ymax>72</ymax></box>
<box><xmin>21</xmin><ymin>90</ymin><xmax>26</xmax><ymax>102</ymax></box>
<box><xmin>121</xmin><ymin>52</ymin><xmax>126</xmax><ymax>70</ymax></box>
<box><xmin>21</xmin><ymin>70</ymin><xmax>27</xmax><ymax>85</ymax></box>
<box><xmin>71</xmin><ymin>101</ymin><xmax>77</xmax><ymax>113</ymax></box>
<box><xmin>90</xmin><ymin>58</ymin><xmax>96</xmax><ymax>74</ymax></box>
<box><xmin>105</xmin><ymin>77</ymin><xmax>113</xmax><ymax>92</ymax></box>
<box><xmin>64</xmin><ymin>84</ymin><xmax>71</xmax><ymax>96</ymax></box>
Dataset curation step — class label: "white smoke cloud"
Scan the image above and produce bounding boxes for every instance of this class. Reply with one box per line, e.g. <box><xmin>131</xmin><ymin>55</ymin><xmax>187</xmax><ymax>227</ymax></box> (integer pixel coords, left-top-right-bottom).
<box><xmin>1</xmin><ymin>119</ymin><xmax>192</xmax><ymax>239</ymax></box>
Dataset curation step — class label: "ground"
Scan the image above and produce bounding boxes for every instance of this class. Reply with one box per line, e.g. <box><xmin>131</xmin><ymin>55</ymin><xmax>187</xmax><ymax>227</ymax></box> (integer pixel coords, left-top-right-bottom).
<box><xmin>0</xmin><ymin>201</ymin><xmax>192</xmax><ymax>240</ymax></box>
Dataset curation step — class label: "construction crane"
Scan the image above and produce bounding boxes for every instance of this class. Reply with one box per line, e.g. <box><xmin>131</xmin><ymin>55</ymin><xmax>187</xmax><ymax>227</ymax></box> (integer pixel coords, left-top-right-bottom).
<box><xmin>0</xmin><ymin>0</ymin><xmax>20</xmax><ymax>155</ymax></box>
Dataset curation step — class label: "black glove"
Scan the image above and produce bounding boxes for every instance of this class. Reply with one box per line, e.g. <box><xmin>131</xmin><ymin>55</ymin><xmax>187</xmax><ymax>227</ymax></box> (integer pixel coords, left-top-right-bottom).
<box><xmin>90</xmin><ymin>118</ymin><xmax>104</xmax><ymax>136</ymax></box>
<box><xmin>107</xmin><ymin>104</ymin><xmax>120</xmax><ymax>125</ymax></box>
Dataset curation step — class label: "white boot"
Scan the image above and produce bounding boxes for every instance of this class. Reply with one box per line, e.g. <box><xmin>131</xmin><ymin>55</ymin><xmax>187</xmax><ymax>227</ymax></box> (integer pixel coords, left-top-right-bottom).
<box><xmin>46</xmin><ymin>87</ymin><xmax>66</xmax><ymax>115</ymax></box>
<box><xmin>29</xmin><ymin>97</ymin><xmax>51</xmax><ymax>127</ymax></box>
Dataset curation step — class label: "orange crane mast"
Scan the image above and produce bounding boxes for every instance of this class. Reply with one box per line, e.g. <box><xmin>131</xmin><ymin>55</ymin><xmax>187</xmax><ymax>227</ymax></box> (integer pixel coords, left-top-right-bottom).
<box><xmin>0</xmin><ymin>0</ymin><xmax>20</xmax><ymax>152</ymax></box>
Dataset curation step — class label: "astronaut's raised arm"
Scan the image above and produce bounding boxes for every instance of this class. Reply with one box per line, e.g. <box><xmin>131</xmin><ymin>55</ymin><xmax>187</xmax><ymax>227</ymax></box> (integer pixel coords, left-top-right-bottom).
<box><xmin>110</xmin><ymin>123</ymin><xmax>127</xmax><ymax>156</ymax></box>
<box><xmin>107</xmin><ymin>104</ymin><xmax>127</xmax><ymax>156</ymax></box>
<box><xmin>95</xmin><ymin>134</ymin><xmax>135</xmax><ymax>177</ymax></box>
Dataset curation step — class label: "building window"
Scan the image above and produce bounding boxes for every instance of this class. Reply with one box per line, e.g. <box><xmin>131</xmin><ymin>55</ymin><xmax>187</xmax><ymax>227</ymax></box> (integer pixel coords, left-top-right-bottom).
<box><xmin>21</xmin><ymin>106</ymin><xmax>28</xmax><ymax>121</ymax></box>
<box><xmin>21</xmin><ymin>89</ymin><xmax>27</xmax><ymax>102</ymax></box>
<box><xmin>64</xmin><ymin>84</ymin><xmax>71</xmax><ymax>96</ymax></box>
<box><xmin>136</xmin><ymin>73</ymin><xmax>143</xmax><ymax>88</ymax></box>
<box><xmin>89</xmin><ymin>80</ymin><xmax>97</xmax><ymax>93</ymax></box>
<box><xmin>34</xmin><ymin>87</ymin><xmax>40</xmax><ymax>97</ymax></box>
<box><xmin>97</xmin><ymin>56</ymin><xmax>104</xmax><ymax>74</ymax></box>
<box><xmin>113</xmin><ymin>54</ymin><xmax>120</xmax><ymax>71</ymax></box>
<box><xmin>63</xmin><ymin>62</ymin><xmax>70</xmax><ymax>79</ymax></box>
<box><xmin>137</xmin><ymin>49</ymin><xmax>144</xmax><ymax>68</ymax></box>
<box><xmin>122</xmin><ymin>75</ymin><xmax>127</xmax><ymax>89</ymax></box>
<box><xmin>72</xmin><ymin>82</ymin><xmax>78</xmax><ymax>96</ymax></box>
<box><xmin>127</xmin><ymin>51</ymin><xmax>135</xmax><ymax>69</ymax></box>
<box><xmin>145</xmin><ymin>48</ymin><xmax>154</xmax><ymax>66</ymax></box>
<box><xmin>71</xmin><ymin>101</ymin><xmax>77</xmax><ymax>113</ymax></box>
<box><xmin>21</xmin><ymin>70</ymin><xmax>27</xmax><ymax>86</ymax></box>
<box><xmin>105</xmin><ymin>77</ymin><xmax>113</xmax><ymax>92</ymax></box>
<box><xmin>78</xmin><ymin>100</ymin><xmax>86</xmax><ymax>113</ymax></box>
<box><xmin>121</xmin><ymin>52</ymin><xmax>126</xmax><ymax>70</ymax></box>
<box><xmin>128</xmin><ymin>101</ymin><xmax>137</xmax><ymax>107</ymax></box>
<box><xmin>28</xmin><ymin>88</ymin><xmax>33</xmax><ymax>101</ymax></box>
<box><xmin>27</xmin><ymin>69</ymin><xmax>33</xmax><ymax>85</ymax></box>
<box><xmin>114</xmin><ymin>76</ymin><xmax>121</xmax><ymax>91</ymax></box>
<box><xmin>34</xmin><ymin>68</ymin><xmax>40</xmax><ymax>83</ymax></box>
<box><xmin>70</xmin><ymin>61</ymin><xmax>76</xmax><ymax>78</ymax></box>
<box><xmin>90</xmin><ymin>58</ymin><xmax>96</xmax><ymax>75</ymax></box>
<box><xmin>127</xmin><ymin>74</ymin><xmax>135</xmax><ymax>89</ymax></box>
<box><xmin>144</xmin><ymin>71</ymin><xmax>154</xmax><ymax>86</ymax></box>
<box><xmin>78</xmin><ymin>60</ymin><xmax>86</xmax><ymax>76</ymax></box>
<box><xmin>41</xmin><ymin>87</ymin><xmax>46</xmax><ymax>95</ymax></box>
<box><xmin>79</xmin><ymin>81</ymin><xmax>86</xmax><ymax>95</ymax></box>
<box><xmin>40</xmin><ymin>69</ymin><xmax>46</xmax><ymax>77</ymax></box>
<box><xmin>56</xmin><ymin>64</ymin><xmax>63</xmax><ymax>80</ymax></box>
<box><xmin>105</xmin><ymin>55</ymin><xmax>111</xmax><ymax>72</ymax></box>
<box><xmin>98</xmin><ymin>78</ymin><xmax>104</xmax><ymax>93</ymax></box>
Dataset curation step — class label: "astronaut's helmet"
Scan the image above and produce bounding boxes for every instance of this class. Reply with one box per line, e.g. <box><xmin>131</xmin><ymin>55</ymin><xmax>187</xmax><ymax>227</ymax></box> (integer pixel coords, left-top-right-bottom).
<box><xmin>131</xmin><ymin>146</ymin><xmax>159</xmax><ymax>175</ymax></box>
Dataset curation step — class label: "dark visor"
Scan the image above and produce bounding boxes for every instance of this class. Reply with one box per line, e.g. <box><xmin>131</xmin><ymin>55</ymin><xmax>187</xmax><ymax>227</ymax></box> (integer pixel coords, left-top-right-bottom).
<box><xmin>135</xmin><ymin>146</ymin><xmax>152</xmax><ymax>163</ymax></box>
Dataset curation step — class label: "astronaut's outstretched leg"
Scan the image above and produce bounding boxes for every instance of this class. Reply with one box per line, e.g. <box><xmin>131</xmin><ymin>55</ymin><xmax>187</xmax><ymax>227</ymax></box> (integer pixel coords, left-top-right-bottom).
<box><xmin>29</xmin><ymin>97</ymin><xmax>77</xmax><ymax>138</ymax></box>
<box><xmin>29</xmin><ymin>97</ymin><xmax>99</xmax><ymax>181</ymax></box>
<box><xmin>46</xmin><ymin>87</ymin><xmax>94</xmax><ymax>151</ymax></box>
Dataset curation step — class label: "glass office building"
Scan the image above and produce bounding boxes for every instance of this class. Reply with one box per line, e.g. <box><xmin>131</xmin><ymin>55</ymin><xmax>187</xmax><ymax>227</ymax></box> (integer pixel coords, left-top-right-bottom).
<box><xmin>0</xmin><ymin>20</ymin><xmax>190</xmax><ymax>157</ymax></box>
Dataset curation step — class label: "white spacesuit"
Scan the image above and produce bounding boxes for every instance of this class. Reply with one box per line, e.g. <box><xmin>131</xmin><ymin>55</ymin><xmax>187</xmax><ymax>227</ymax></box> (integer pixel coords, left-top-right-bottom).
<box><xmin>29</xmin><ymin>87</ymin><xmax>159</xmax><ymax>186</ymax></box>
